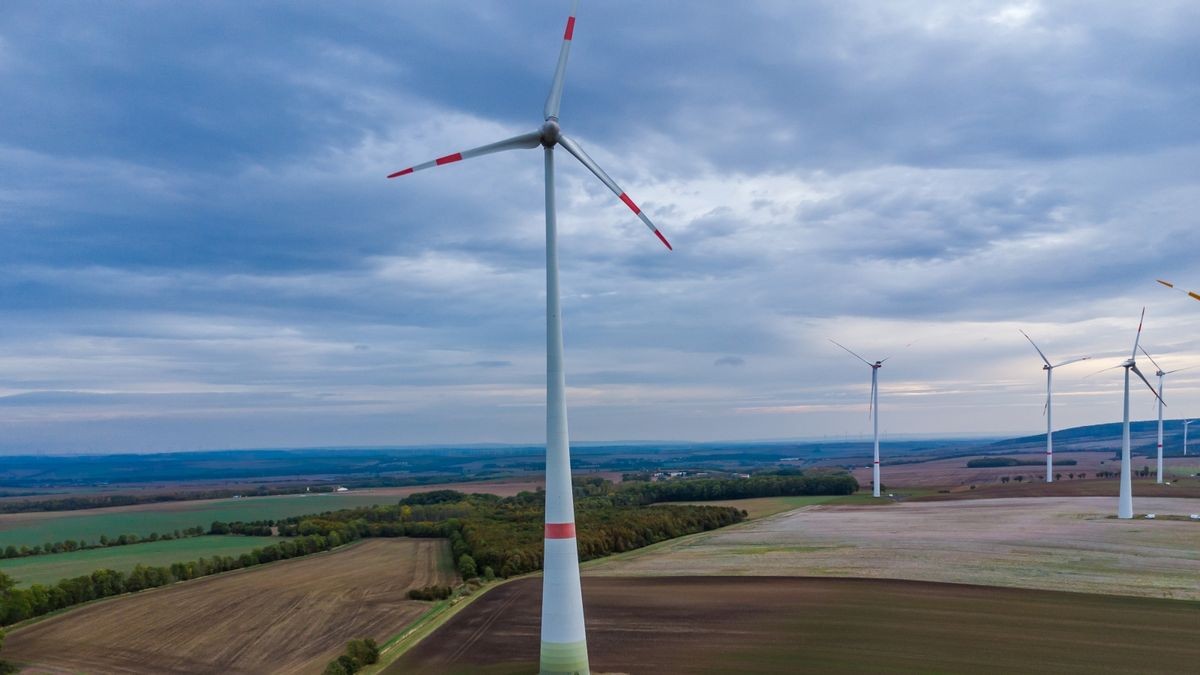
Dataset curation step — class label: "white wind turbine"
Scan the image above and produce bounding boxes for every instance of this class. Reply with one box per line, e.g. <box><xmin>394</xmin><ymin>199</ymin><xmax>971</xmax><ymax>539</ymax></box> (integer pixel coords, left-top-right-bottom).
<box><xmin>1096</xmin><ymin>309</ymin><xmax>1163</xmax><ymax>519</ymax></box>
<box><xmin>1019</xmin><ymin>330</ymin><xmax>1089</xmax><ymax>483</ymax></box>
<box><xmin>386</xmin><ymin>3</ymin><xmax>670</xmax><ymax>672</ymax></box>
<box><xmin>830</xmin><ymin>340</ymin><xmax>890</xmax><ymax>498</ymax></box>
<box><xmin>1184</xmin><ymin>420</ymin><xmax>1194</xmax><ymax>457</ymax></box>
<box><xmin>1137</xmin><ymin>347</ymin><xmax>1194</xmax><ymax>484</ymax></box>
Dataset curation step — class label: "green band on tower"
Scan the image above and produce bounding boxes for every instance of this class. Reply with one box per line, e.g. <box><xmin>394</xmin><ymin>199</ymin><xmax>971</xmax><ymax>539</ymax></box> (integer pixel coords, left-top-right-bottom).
<box><xmin>540</xmin><ymin>640</ymin><xmax>590</xmax><ymax>674</ymax></box>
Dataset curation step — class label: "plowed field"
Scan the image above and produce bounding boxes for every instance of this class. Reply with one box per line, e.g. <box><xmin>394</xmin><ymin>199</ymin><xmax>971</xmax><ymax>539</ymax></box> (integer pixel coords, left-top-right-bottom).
<box><xmin>6</xmin><ymin>538</ymin><xmax>456</xmax><ymax>674</ymax></box>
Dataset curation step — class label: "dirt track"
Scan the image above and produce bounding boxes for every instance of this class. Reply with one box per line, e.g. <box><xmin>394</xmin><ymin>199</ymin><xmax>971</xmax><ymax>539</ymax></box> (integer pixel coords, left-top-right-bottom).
<box><xmin>5</xmin><ymin>539</ymin><xmax>456</xmax><ymax>675</ymax></box>
<box><xmin>389</xmin><ymin>576</ymin><xmax>1200</xmax><ymax>674</ymax></box>
<box><xmin>585</xmin><ymin>496</ymin><xmax>1200</xmax><ymax>599</ymax></box>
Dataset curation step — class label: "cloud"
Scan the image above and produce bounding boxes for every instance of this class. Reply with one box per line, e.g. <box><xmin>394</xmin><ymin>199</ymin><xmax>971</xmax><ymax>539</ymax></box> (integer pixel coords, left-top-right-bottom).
<box><xmin>0</xmin><ymin>1</ymin><xmax>1197</xmax><ymax>451</ymax></box>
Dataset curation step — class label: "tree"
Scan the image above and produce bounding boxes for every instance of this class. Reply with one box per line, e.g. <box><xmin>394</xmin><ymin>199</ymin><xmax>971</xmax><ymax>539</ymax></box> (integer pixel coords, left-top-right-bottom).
<box><xmin>458</xmin><ymin>554</ymin><xmax>478</xmax><ymax>579</ymax></box>
<box><xmin>1014</xmin><ymin>475</ymin><xmax>1024</xmax><ymax>483</ymax></box>
<box><xmin>346</xmin><ymin>638</ymin><xmax>379</xmax><ymax>666</ymax></box>
<box><xmin>1055</xmin><ymin>473</ymin><xmax>1062</xmax><ymax>481</ymax></box>
<box><xmin>322</xmin><ymin>660</ymin><xmax>349</xmax><ymax>675</ymax></box>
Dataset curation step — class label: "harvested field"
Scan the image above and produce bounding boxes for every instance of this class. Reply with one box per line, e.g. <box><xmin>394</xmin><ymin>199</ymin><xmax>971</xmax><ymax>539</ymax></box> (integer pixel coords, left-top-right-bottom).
<box><xmin>852</xmin><ymin>451</ymin><xmax>1199</xmax><ymax>490</ymax></box>
<box><xmin>912</xmin><ymin>476</ymin><xmax>1200</xmax><ymax>500</ymax></box>
<box><xmin>585</xmin><ymin>496</ymin><xmax>1200</xmax><ymax>599</ymax></box>
<box><xmin>390</xmin><ymin>576</ymin><xmax>1200</xmax><ymax>674</ymax></box>
<box><xmin>5</xmin><ymin>538</ymin><xmax>456</xmax><ymax>675</ymax></box>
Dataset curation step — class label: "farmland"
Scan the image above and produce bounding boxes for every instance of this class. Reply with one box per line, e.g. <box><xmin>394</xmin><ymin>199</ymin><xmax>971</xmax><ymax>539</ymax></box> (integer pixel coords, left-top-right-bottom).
<box><xmin>850</xmin><ymin>451</ymin><xmax>1200</xmax><ymax>491</ymax></box>
<box><xmin>585</xmin><ymin>496</ymin><xmax>1200</xmax><ymax>600</ymax></box>
<box><xmin>0</xmin><ymin>535</ymin><xmax>281</xmax><ymax>587</ymax></box>
<box><xmin>390</xmin><ymin>576</ymin><xmax>1200</xmax><ymax>674</ymax></box>
<box><xmin>4</xmin><ymin>538</ymin><xmax>456</xmax><ymax>674</ymax></box>
<box><xmin>0</xmin><ymin>479</ymin><xmax>539</xmax><ymax>549</ymax></box>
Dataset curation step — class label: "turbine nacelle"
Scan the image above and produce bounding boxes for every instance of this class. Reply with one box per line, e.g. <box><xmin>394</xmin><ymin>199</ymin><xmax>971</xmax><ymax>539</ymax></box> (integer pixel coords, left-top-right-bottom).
<box><xmin>540</xmin><ymin>120</ymin><xmax>562</xmax><ymax>147</ymax></box>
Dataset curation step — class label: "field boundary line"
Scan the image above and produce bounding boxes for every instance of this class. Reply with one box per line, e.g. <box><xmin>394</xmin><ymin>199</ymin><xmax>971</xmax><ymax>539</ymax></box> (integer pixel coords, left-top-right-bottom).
<box><xmin>363</xmin><ymin>575</ymin><xmax>531</xmax><ymax>674</ymax></box>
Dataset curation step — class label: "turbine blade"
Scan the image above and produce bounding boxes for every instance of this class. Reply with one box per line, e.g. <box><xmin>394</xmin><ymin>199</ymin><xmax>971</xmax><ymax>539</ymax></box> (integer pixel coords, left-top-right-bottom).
<box><xmin>544</xmin><ymin>0</ymin><xmax>580</xmax><ymax>121</ymax></box>
<box><xmin>1157</xmin><ymin>279</ymin><xmax>1200</xmax><ymax>301</ymax></box>
<box><xmin>829</xmin><ymin>339</ymin><xmax>873</xmax><ymax>367</ymax></box>
<box><xmin>879</xmin><ymin>340</ymin><xmax>916</xmax><ymax>365</ymax></box>
<box><xmin>1131</xmin><ymin>363</ymin><xmax>1165</xmax><ymax>406</ymax></box>
<box><xmin>1138</xmin><ymin>346</ymin><xmax>1163</xmax><ymax>373</ymax></box>
<box><xmin>1166</xmin><ymin>365</ymin><xmax>1199</xmax><ymax>375</ymax></box>
<box><xmin>1131</xmin><ymin>307</ymin><xmax>1145</xmax><ymax>360</ymax></box>
<box><xmin>557</xmin><ymin>133</ymin><xmax>672</xmax><ymax>250</ymax></box>
<box><xmin>1019</xmin><ymin>330</ymin><xmax>1051</xmax><ymax>367</ymax></box>
<box><xmin>1051</xmin><ymin>356</ymin><xmax>1091</xmax><ymax>368</ymax></box>
<box><xmin>1043</xmin><ymin>394</ymin><xmax>1049</xmax><ymax>417</ymax></box>
<box><xmin>387</xmin><ymin>131</ymin><xmax>542</xmax><ymax>179</ymax></box>
<box><xmin>1084</xmin><ymin>363</ymin><xmax>1125</xmax><ymax>378</ymax></box>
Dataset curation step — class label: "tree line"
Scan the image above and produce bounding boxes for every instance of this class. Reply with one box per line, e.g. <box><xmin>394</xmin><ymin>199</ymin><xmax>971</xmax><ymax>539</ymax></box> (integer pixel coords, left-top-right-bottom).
<box><xmin>0</xmin><ymin>533</ymin><xmax>341</xmax><ymax>626</ymax></box>
<box><xmin>0</xmin><ymin>526</ymin><xmax>207</xmax><ymax>561</ymax></box>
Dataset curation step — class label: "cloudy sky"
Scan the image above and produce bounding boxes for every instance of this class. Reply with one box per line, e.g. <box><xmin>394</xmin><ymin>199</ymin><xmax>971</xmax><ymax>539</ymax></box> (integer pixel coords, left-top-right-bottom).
<box><xmin>2</xmin><ymin>0</ymin><xmax>1199</xmax><ymax>453</ymax></box>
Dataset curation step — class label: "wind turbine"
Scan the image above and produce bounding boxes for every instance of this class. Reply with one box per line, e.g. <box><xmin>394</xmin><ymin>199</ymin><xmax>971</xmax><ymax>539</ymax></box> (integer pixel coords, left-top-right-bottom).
<box><xmin>385</xmin><ymin>3</ymin><xmax>670</xmax><ymax>672</ymax></box>
<box><xmin>830</xmin><ymin>340</ymin><xmax>888</xmax><ymax>498</ymax></box>
<box><xmin>1138</xmin><ymin>348</ymin><xmax>1194</xmax><ymax>484</ymax></box>
<box><xmin>1018</xmin><ymin>330</ymin><xmax>1089</xmax><ymax>483</ymax></box>
<box><xmin>1097</xmin><ymin>309</ymin><xmax>1163</xmax><ymax>519</ymax></box>
<box><xmin>1185</xmin><ymin>420</ymin><xmax>1194</xmax><ymax>457</ymax></box>
<box><xmin>1157</xmin><ymin>279</ymin><xmax>1200</xmax><ymax>302</ymax></box>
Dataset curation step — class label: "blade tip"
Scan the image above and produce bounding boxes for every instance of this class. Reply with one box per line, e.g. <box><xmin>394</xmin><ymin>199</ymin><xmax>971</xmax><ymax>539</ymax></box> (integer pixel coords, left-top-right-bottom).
<box><xmin>655</xmin><ymin>230</ymin><xmax>673</xmax><ymax>251</ymax></box>
<box><xmin>387</xmin><ymin>168</ymin><xmax>414</xmax><ymax>179</ymax></box>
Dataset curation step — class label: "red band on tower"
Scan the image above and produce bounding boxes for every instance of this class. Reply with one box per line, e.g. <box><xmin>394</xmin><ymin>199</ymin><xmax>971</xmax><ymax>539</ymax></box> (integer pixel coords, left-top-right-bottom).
<box><xmin>545</xmin><ymin>522</ymin><xmax>576</xmax><ymax>539</ymax></box>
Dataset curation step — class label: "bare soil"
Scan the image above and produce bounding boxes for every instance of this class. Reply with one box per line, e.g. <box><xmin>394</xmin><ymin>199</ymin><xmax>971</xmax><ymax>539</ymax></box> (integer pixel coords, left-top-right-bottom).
<box><xmin>585</xmin><ymin>496</ymin><xmax>1200</xmax><ymax>600</ymax></box>
<box><xmin>389</xmin><ymin>576</ymin><xmax>1200</xmax><ymax>674</ymax></box>
<box><xmin>5</xmin><ymin>539</ymin><xmax>456</xmax><ymax>675</ymax></box>
<box><xmin>853</xmin><ymin>451</ymin><xmax>1198</xmax><ymax>490</ymax></box>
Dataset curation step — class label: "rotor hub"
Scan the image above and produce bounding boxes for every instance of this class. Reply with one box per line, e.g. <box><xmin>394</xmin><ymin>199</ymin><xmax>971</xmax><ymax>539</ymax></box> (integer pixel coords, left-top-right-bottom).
<box><xmin>540</xmin><ymin>120</ymin><xmax>561</xmax><ymax>147</ymax></box>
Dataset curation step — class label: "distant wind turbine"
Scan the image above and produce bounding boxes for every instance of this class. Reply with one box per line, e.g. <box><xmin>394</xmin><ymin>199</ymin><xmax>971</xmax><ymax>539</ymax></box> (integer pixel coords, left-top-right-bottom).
<box><xmin>1096</xmin><ymin>309</ymin><xmax>1163</xmax><ymax>519</ymax></box>
<box><xmin>1157</xmin><ymin>279</ymin><xmax>1200</xmax><ymax>302</ymax></box>
<box><xmin>385</xmin><ymin>3</ymin><xmax>670</xmax><ymax>672</ymax></box>
<box><xmin>1138</xmin><ymin>348</ymin><xmax>1194</xmax><ymax>484</ymax></box>
<box><xmin>1019</xmin><ymin>330</ymin><xmax>1089</xmax><ymax>483</ymax></box>
<box><xmin>1185</xmin><ymin>420</ymin><xmax>1194</xmax><ymax>457</ymax></box>
<box><xmin>830</xmin><ymin>339</ymin><xmax>891</xmax><ymax>498</ymax></box>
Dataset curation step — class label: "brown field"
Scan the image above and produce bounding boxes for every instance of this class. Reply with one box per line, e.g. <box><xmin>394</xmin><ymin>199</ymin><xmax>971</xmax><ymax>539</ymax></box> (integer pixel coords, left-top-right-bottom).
<box><xmin>585</xmin><ymin>496</ymin><xmax>1200</xmax><ymax>600</ymax></box>
<box><xmin>5</xmin><ymin>539</ymin><xmax>457</xmax><ymax>675</ymax></box>
<box><xmin>852</xmin><ymin>451</ymin><xmax>1198</xmax><ymax>490</ymax></box>
<box><xmin>390</xmin><ymin>576</ymin><xmax>1200</xmax><ymax>674</ymax></box>
<box><xmin>913</xmin><ymin>476</ymin><xmax>1200</xmax><ymax>500</ymax></box>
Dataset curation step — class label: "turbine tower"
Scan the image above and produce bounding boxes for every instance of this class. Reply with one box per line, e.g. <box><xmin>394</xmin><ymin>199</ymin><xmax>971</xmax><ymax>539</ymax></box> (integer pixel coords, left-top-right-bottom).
<box><xmin>831</xmin><ymin>340</ymin><xmax>889</xmax><ymax>498</ymax></box>
<box><xmin>386</xmin><ymin>3</ymin><xmax>670</xmax><ymax>672</ymax></box>
<box><xmin>1019</xmin><ymin>330</ymin><xmax>1089</xmax><ymax>483</ymax></box>
<box><xmin>1099</xmin><ymin>309</ymin><xmax>1162</xmax><ymax>519</ymax></box>
<box><xmin>1138</xmin><ymin>348</ymin><xmax>1193</xmax><ymax>484</ymax></box>
<box><xmin>1185</xmin><ymin>420</ymin><xmax>1194</xmax><ymax>457</ymax></box>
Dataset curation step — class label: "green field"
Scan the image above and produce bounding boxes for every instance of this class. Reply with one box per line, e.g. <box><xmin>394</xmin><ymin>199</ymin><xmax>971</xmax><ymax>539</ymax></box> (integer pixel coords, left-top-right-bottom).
<box><xmin>0</xmin><ymin>535</ymin><xmax>285</xmax><ymax>587</ymax></box>
<box><xmin>0</xmin><ymin>492</ymin><xmax>404</xmax><ymax>550</ymax></box>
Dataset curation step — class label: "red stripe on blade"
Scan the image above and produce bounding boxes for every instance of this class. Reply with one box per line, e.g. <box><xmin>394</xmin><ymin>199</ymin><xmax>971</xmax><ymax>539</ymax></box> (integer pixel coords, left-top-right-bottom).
<box><xmin>545</xmin><ymin>522</ymin><xmax>576</xmax><ymax>539</ymax></box>
<box><xmin>655</xmin><ymin>230</ymin><xmax>673</xmax><ymax>251</ymax></box>
<box><xmin>387</xmin><ymin>168</ymin><xmax>414</xmax><ymax>178</ymax></box>
<box><xmin>564</xmin><ymin>16</ymin><xmax>576</xmax><ymax>40</ymax></box>
<box><xmin>619</xmin><ymin>192</ymin><xmax>640</xmax><ymax>214</ymax></box>
<box><xmin>436</xmin><ymin>153</ymin><xmax>463</xmax><ymax>166</ymax></box>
